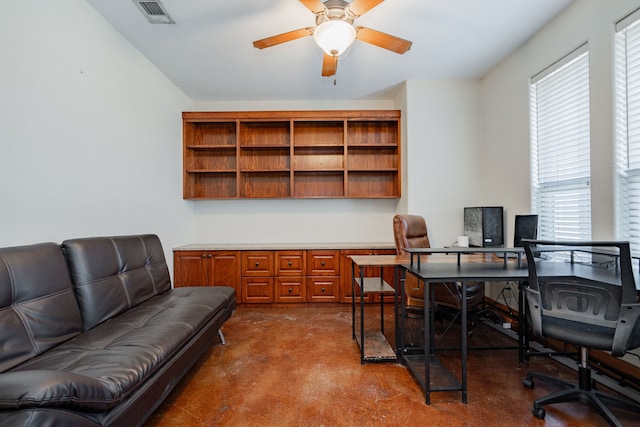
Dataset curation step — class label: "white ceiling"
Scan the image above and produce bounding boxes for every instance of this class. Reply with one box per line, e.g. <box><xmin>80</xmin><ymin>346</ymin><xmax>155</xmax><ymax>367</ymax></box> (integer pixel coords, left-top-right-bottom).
<box><xmin>85</xmin><ymin>0</ymin><xmax>575</xmax><ymax>101</ymax></box>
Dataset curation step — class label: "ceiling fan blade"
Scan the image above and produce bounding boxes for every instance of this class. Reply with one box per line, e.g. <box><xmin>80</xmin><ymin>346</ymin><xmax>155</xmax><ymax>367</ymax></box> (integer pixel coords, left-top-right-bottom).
<box><xmin>253</xmin><ymin>27</ymin><xmax>315</xmax><ymax>49</ymax></box>
<box><xmin>299</xmin><ymin>0</ymin><xmax>326</xmax><ymax>14</ymax></box>
<box><xmin>355</xmin><ymin>27</ymin><xmax>412</xmax><ymax>54</ymax></box>
<box><xmin>322</xmin><ymin>53</ymin><xmax>338</xmax><ymax>77</ymax></box>
<box><xmin>347</xmin><ymin>0</ymin><xmax>385</xmax><ymax>17</ymax></box>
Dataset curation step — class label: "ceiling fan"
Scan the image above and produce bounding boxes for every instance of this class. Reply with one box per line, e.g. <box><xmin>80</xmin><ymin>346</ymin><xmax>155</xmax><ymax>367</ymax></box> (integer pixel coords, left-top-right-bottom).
<box><xmin>253</xmin><ymin>0</ymin><xmax>412</xmax><ymax>77</ymax></box>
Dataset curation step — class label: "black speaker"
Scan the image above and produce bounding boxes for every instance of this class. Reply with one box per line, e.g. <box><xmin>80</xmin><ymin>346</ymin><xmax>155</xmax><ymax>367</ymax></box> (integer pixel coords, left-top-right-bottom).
<box><xmin>513</xmin><ymin>214</ymin><xmax>538</xmax><ymax>247</ymax></box>
<box><xmin>464</xmin><ymin>207</ymin><xmax>504</xmax><ymax>247</ymax></box>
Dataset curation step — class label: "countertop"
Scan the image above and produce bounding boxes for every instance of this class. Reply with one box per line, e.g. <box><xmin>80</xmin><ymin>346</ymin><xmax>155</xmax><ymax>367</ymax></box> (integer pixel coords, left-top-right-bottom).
<box><xmin>173</xmin><ymin>242</ymin><xmax>396</xmax><ymax>251</ymax></box>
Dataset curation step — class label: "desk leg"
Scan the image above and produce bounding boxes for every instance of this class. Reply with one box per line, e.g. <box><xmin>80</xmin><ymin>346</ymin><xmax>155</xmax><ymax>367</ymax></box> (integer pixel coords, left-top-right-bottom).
<box><xmin>518</xmin><ymin>281</ymin><xmax>529</xmax><ymax>363</ymax></box>
<box><xmin>394</xmin><ymin>266</ymin><xmax>400</xmax><ymax>357</ymax></box>
<box><xmin>398</xmin><ymin>267</ymin><xmax>406</xmax><ymax>356</ymax></box>
<box><xmin>351</xmin><ymin>261</ymin><xmax>356</xmax><ymax>340</ymax></box>
<box><xmin>424</xmin><ymin>277</ymin><xmax>431</xmax><ymax>405</ymax></box>
<box><xmin>461</xmin><ymin>281</ymin><xmax>468</xmax><ymax>404</ymax></box>
<box><xmin>379</xmin><ymin>268</ymin><xmax>384</xmax><ymax>333</ymax></box>
<box><xmin>360</xmin><ymin>265</ymin><xmax>365</xmax><ymax>364</ymax></box>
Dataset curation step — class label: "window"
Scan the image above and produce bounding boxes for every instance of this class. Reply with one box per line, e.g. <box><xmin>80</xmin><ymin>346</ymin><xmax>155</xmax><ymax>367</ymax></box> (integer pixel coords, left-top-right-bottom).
<box><xmin>615</xmin><ymin>10</ymin><xmax>640</xmax><ymax>255</ymax></box>
<box><xmin>530</xmin><ymin>44</ymin><xmax>591</xmax><ymax>242</ymax></box>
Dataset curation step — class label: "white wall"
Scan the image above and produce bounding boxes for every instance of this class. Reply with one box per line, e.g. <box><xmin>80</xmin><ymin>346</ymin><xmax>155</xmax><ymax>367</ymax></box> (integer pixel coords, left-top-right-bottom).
<box><xmin>481</xmin><ymin>0</ymin><xmax>640</xmax><ymax>369</ymax></box>
<box><xmin>482</xmin><ymin>0</ymin><xmax>640</xmax><ymax>243</ymax></box>
<box><xmin>187</xmin><ymin>100</ymin><xmax>403</xmax><ymax>245</ymax></box>
<box><xmin>0</xmin><ymin>0</ymin><xmax>193</xmax><ymax>272</ymax></box>
<box><xmin>404</xmin><ymin>79</ymin><xmax>483</xmax><ymax>246</ymax></box>
<box><xmin>187</xmin><ymin>87</ymin><xmax>483</xmax><ymax>246</ymax></box>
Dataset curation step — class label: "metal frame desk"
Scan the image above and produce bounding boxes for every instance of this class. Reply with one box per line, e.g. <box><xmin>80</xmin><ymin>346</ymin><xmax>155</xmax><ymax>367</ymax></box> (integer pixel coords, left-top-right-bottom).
<box><xmin>401</xmin><ymin>247</ymin><xmax>635</xmax><ymax>405</ymax></box>
<box><xmin>401</xmin><ymin>248</ymin><xmax>529</xmax><ymax>404</ymax></box>
<box><xmin>349</xmin><ymin>255</ymin><xmax>406</xmax><ymax>364</ymax></box>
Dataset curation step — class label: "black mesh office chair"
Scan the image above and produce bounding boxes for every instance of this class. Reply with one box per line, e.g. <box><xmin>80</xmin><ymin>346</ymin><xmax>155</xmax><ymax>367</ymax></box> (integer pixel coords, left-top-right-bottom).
<box><xmin>521</xmin><ymin>240</ymin><xmax>640</xmax><ymax>426</ymax></box>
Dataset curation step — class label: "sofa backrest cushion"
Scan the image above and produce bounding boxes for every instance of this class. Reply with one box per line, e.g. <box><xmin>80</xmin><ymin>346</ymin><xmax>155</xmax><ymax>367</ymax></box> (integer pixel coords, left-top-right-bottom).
<box><xmin>62</xmin><ymin>234</ymin><xmax>171</xmax><ymax>331</ymax></box>
<box><xmin>0</xmin><ymin>243</ymin><xmax>83</xmax><ymax>372</ymax></box>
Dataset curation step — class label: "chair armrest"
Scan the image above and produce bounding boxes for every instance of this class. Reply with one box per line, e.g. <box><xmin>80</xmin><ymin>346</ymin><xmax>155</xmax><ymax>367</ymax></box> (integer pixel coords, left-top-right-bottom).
<box><xmin>612</xmin><ymin>303</ymin><xmax>640</xmax><ymax>356</ymax></box>
<box><xmin>523</xmin><ymin>287</ymin><xmax>543</xmax><ymax>337</ymax></box>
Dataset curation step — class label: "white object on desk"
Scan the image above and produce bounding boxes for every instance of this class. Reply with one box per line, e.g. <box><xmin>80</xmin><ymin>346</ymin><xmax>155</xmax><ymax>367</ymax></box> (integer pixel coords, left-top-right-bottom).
<box><xmin>458</xmin><ymin>236</ymin><xmax>469</xmax><ymax>248</ymax></box>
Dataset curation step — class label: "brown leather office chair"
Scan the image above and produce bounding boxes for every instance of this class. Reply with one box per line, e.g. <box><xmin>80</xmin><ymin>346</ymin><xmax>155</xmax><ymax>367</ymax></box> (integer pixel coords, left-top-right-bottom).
<box><xmin>393</xmin><ymin>214</ymin><xmax>486</xmax><ymax>325</ymax></box>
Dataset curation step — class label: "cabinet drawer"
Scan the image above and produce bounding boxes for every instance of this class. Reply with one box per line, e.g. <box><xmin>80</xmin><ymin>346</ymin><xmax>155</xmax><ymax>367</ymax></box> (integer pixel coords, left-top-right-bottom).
<box><xmin>276</xmin><ymin>277</ymin><xmax>306</xmax><ymax>303</ymax></box>
<box><xmin>242</xmin><ymin>251</ymin><xmax>275</xmax><ymax>276</ymax></box>
<box><xmin>306</xmin><ymin>250</ymin><xmax>340</xmax><ymax>276</ymax></box>
<box><xmin>307</xmin><ymin>277</ymin><xmax>339</xmax><ymax>302</ymax></box>
<box><xmin>241</xmin><ymin>277</ymin><xmax>274</xmax><ymax>303</ymax></box>
<box><xmin>276</xmin><ymin>251</ymin><xmax>306</xmax><ymax>276</ymax></box>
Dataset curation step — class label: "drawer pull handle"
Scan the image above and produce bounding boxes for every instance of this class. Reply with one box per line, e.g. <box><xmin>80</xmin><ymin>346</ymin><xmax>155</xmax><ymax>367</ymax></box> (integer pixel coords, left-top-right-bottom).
<box><xmin>321</xmin><ymin>287</ymin><xmax>326</xmax><ymax>292</ymax></box>
<box><xmin>321</xmin><ymin>261</ymin><xmax>325</xmax><ymax>266</ymax></box>
<box><xmin>255</xmin><ymin>262</ymin><xmax>259</xmax><ymax>267</ymax></box>
<box><xmin>288</xmin><ymin>288</ymin><xmax>293</xmax><ymax>293</ymax></box>
<box><xmin>288</xmin><ymin>261</ymin><xmax>292</xmax><ymax>266</ymax></box>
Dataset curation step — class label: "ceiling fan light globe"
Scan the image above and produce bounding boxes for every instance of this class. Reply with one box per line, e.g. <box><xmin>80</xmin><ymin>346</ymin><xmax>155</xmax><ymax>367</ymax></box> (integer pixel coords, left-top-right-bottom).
<box><xmin>313</xmin><ymin>20</ymin><xmax>356</xmax><ymax>57</ymax></box>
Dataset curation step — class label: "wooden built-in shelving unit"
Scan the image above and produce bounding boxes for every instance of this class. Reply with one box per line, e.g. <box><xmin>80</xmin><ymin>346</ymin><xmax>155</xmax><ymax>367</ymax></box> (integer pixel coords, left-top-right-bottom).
<box><xmin>182</xmin><ymin>110</ymin><xmax>401</xmax><ymax>199</ymax></box>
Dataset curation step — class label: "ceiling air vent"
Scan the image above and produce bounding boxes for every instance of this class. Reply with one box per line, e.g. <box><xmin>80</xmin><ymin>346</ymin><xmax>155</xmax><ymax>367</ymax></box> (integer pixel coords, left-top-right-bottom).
<box><xmin>133</xmin><ymin>0</ymin><xmax>175</xmax><ymax>24</ymax></box>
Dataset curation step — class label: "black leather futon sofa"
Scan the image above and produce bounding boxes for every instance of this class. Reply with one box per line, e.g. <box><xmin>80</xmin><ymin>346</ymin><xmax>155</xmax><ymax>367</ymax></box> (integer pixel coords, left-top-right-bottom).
<box><xmin>0</xmin><ymin>234</ymin><xmax>235</xmax><ymax>426</ymax></box>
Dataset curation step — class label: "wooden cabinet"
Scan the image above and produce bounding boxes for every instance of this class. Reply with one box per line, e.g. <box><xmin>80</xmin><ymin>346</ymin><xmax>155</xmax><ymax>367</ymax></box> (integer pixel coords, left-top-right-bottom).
<box><xmin>183</xmin><ymin>111</ymin><xmax>400</xmax><ymax>199</ymax></box>
<box><xmin>173</xmin><ymin>245</ymin><xmax>395</xmax><ymax>305</ymax></box>
<box><xmin>241</xmin><ymin>251</ymin><xmax>275</xmax><ymax>303</ymax></box>
<box><xmin>306</xmin><ymin>250</ymin><xmax>340</xmax><ymax>302</ymax></box>
<box><xmin>276</xmin><ymin>251</ymin><xmax>306</xmax><ymax>303</ymax></box>
<box><xmin>173</xmin><ymin>251</ymin><xmax>241</xmax><ymax>298</ymax></box>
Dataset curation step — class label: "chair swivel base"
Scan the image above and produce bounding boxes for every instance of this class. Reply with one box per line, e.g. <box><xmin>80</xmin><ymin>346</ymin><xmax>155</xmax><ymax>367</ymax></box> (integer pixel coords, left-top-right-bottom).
<box><xmin>523</xmin><ymin>367</ymin><xmax>640</xmax><ymax>427</ymax></box>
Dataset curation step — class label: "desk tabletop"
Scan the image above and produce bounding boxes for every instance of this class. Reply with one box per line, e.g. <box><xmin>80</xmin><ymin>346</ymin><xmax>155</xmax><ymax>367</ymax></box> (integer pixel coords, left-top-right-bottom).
<box><xmin>403</xmin><ymin>247</ymin><xmax>524</xmax><ymax>255</ymax></box>
<box><xmin>348</xmin><ymin>253</ymin><xmax>494</xmax><ymax>267</ymax></box>
<box><xmin>403</xmin><ymin>259</ymin><xmax>634</xmax><ymax>288</ymax></box>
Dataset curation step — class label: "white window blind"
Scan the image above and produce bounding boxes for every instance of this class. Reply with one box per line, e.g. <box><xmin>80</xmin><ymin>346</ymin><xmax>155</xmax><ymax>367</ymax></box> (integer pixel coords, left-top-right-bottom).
<box><xmin>615</xmin><ymin>11</ymin><xmax>640</xmax><ymax>255</ymax></box>
<box><xmin>530</xmin><ymin>45</ymin><xmax>592</xmax><ymax>242</ymax></box>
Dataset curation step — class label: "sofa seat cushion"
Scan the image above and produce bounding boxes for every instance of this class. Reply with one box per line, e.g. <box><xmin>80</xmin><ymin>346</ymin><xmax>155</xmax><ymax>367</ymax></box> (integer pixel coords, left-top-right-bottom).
<box><xmin>0</xmin><ymin>370</ymin><xmax>121</xmax><ymax>411</ymax></box>
<box><xmin>0</xmin><ymin>286</ymin><xmax>234</xmax><ymax>411</ymax></box>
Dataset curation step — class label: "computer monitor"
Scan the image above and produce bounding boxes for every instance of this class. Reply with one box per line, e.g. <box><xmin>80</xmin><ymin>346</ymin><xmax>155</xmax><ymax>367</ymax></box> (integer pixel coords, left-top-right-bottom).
<box><xmin>514</xmin><ymin>214</ymin><xmax>538</xmax><ymax>247</ymax></box>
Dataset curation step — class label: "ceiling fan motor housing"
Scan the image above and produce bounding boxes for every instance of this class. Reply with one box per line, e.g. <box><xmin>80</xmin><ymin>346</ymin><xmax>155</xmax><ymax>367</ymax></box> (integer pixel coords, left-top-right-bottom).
<box><xmin>316</xmin><ymin>0</ymin><xmax>354</xmax><ymax>25</ymax></box>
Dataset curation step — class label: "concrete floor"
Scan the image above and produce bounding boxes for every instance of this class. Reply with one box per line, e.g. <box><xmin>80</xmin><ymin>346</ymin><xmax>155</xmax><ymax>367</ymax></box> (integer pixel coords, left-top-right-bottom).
<box><xmin>144</xmin><ymin>305</ymin><xmax>637</xmax><ymax>426</ymax></box>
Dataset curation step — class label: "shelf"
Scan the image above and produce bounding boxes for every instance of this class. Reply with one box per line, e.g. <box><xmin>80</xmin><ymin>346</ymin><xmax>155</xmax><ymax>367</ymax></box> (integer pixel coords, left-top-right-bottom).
<box><xmin>187</xmin><ymin>169</ymin><xmax>236</xmax><ymax>174</ymax></box>
<box><xmin>240</xmin><ymin>171</ymin><xmax>290</xmax><ymax>198</ymax></box>
<box><xmin>293</xmin><ymin>145</ymin><xmax>344</xmax><ymax>171</ymax></box>
<box><xmin>186</xmin><ymin>144</ymin><xmax>236</xmax><ymax>150</ymax></box>
<box><xmin>294</xmin><ymin>121</ymin><xmax>344</xmax><ymax>146</ymax></box>
<box><xmin>183</xmin><ymin>111</ymin><xmax>400</xmax><ymax>199</ymax></box>
<box><xmin>240</xmin><ymin>121</ymin><xmax>290</xmax><ymax>147</ymax></box>
<box><xmin>347</xmin><ymin>171</ymin><xmax>399</xmax><ymax>198</ymax></box>
<box><xmin>184</xmin><ymin>172</ymin><xmax>237</xmax><ymax>199</ymax></box>
<box><xmin>354</xmin><ymin>277</ymin><xmax>394</xmax><ymax>293</ymax></box>
<box><xmin>239</xmin><ymin>144</ymin><xmax>290</xmax><ymax>149</ymax></box>
<box><xmin>294</xmin><ymin>171</ymin><xmax>344</xmax><ymax>198</ymax></box>
<box><xmin>240</xmin><ymin>169</ymin><xmax>290</xmax><ymax>173</ymax></box>
<box><xmin>347</xmin><ymin>143</ymin><xmax>398</xmax><ymax>149</ymax></box>
<box><xmin>347</xmin><ymin>121</ymin><xmax>398</xmax><ymax>146</ymax></box>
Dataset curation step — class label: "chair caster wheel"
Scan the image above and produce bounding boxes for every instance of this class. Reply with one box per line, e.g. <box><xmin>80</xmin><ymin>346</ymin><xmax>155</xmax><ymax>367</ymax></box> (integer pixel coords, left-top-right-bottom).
<box><xmin>532</xmin><ymin>405</ymin><xmax>545</xmax><ymax>419</ymax></box>
<box><xmin>522</xmin><ymin>377</ymin><xmax>534</xmax><ymax>389</ymax></box>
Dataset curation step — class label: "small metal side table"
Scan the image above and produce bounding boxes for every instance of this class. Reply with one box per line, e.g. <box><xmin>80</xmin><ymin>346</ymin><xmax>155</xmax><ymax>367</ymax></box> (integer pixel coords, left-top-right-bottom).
<box><xmin>350</xmin><ymin>255</ymin><xmax>405</xmax><ymax>364</ymax></box>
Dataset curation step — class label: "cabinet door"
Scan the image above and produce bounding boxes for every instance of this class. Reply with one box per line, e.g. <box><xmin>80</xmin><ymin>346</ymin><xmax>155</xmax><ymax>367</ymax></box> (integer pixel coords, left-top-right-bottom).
<box><xmin>242</xmin><ymin>277</ymin><xmax>275</xmax><ymax>303</ymax></box>
<box><xmin>173</xmin><ymin>251</ymin><xmax>210</xmax><ymax>287</ymax></box>
<box><xmin>307</xmin><ymin>277</ymin><xmax>339</xmax><ymax>302</ymax></box>
<box><xmin>242</xmin><ymin>251</ymin><xmax>275</xmax><ymax>276</ymax></box>
<box><xmin>306</xmin><ymin>250</ymin><xmax>340</xmax><ymax>276</ymax></box>
<box><xmin>211</xmin><ymin>251</ymin><xmax>241</xmax><ymax>299</ymax></box>
<box><xmin>276</xmin><ymin>277</ymin><xmax>306</xmax><ymax>303</ymax></box>
<box><xmin>276</xmin><ymin>251</ymin><xmax>305</xmax><ymax>276</ymax></box>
